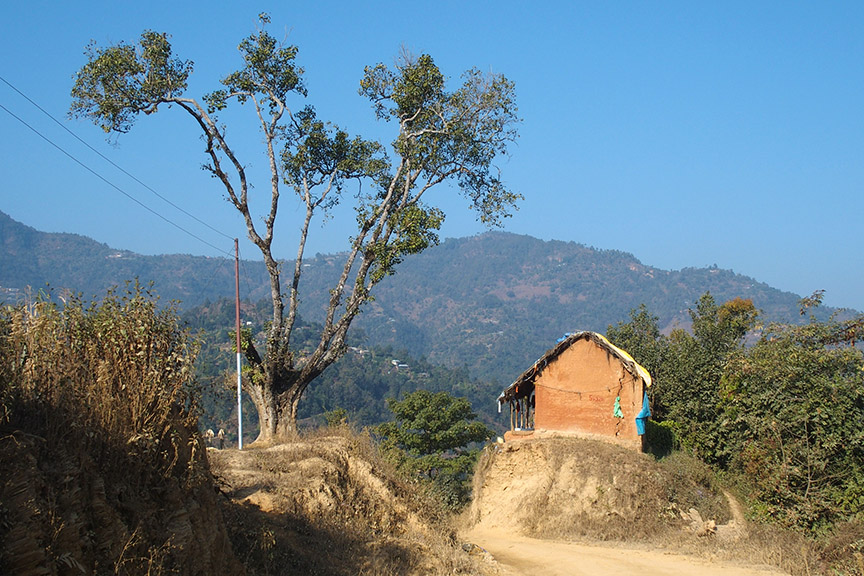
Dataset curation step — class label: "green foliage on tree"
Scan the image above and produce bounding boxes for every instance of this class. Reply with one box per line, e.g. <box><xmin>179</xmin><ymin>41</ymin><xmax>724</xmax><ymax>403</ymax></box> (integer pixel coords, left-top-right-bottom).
<box><xmin>609</xmin><ymin>291</ymin><xmax>864</xmax><ymax>533</ymax></box>
<box><xmin>720</xmin><ymin>303</ymin><xmax>864</xmax><ymax>531</ymax></box>
<box><xmin>662</xmin><ymin>294</ymin><xmax>759</xmax><ymax>462</ymax></box>
<box><xmin>608</xmin><ymin>293</ymin><xmax>758</xmax><ymax>460</ymax></box>
<box><xmin>606</xmin><ymin>303</ymin><xmax>667</xmax><ymax>389</ymax></box>
<box><xmin>69</xmin><ymin>16</ymin><xmax>520</xmax><ymax>441</ymax></box>
<box><xmin>323</xmin><ymin>407</ymin><xmax>349</xmax><ymax>428</ymax></box>
<box><xmin>376</xmin><ymin>390</ymin><xmax>493</xmax><ymax>508</ymax></box>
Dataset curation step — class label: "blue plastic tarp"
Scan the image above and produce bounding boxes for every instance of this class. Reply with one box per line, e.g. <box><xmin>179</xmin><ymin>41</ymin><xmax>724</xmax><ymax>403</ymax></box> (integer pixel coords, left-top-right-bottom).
<box><xmin>635</xmin><ymin>390</ymin><xmax>651</xmax><ymax>435</ymax></box>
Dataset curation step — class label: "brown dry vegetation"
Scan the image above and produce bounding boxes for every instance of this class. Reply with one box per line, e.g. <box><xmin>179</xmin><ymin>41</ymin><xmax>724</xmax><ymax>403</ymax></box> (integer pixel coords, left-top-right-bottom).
<box><xmin>0</xmin><ymin>288</ymin><xmax>241</xmax><ymax>575</ymax></box>
<box><xmin>209</xmin><ymin>426</ymin><xmax>494</xmax><ymax>575</ymax></box>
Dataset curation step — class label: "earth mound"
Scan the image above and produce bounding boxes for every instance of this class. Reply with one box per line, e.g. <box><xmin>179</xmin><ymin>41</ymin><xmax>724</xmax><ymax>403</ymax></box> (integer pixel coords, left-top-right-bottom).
<box><xmin>468</xmin><ymin>436</ymin><xmax>735</xmax><ymax>542</ymax></box>
<box><xmin>210</xmin><ymin>429</ymin><xmax>494</xmax><ymax>575</ymax></box>
<box><xmin>0</xmin><ymin>421</ymin><xmax>241</xmax><ymax>576</ymax></box>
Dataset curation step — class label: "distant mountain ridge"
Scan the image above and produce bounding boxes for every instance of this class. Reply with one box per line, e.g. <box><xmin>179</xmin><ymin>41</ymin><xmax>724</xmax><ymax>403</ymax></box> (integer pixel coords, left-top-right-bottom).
<box><xmin>0</xmin><ymin>210</ymin><xmax>269</xmax><ymax>304</ymax></box>
<box><xmin>0</xmin><ymin>210</ymin><xmax>830</xmax><ymax>383</ymax></box>
<box><xmin>341</xmin><ymin>232</ymin><xmax>817</xmax><ymax>382</ymax></box>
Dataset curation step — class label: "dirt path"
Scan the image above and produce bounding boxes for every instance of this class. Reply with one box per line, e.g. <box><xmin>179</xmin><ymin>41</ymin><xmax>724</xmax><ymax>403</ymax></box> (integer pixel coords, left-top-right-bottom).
<box><xmin>465</xmin><ymin>526</ymin><xmax>785</xmax><ymax>576</ymax></box>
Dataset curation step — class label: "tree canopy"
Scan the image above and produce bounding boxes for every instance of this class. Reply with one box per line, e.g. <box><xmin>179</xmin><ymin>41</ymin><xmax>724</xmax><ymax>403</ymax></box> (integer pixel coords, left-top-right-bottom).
<box><xmin>608</xmin><ymin>291</ymin><xmax>864</xmax><ymax>532</ymax></box>
<box><xmin>70</xmin><ymin>16</ymin><xmax>520</xmax><ymax>440</ymax></box>
<box><xmin>376</xmin><ymin>390</ymin><xmax>493</xmax><ymax>507</ymax></box>
<box><xmin>720</xmin><ymin>305</ymin><xmax>864</xmax><ymax>529</ymax></box>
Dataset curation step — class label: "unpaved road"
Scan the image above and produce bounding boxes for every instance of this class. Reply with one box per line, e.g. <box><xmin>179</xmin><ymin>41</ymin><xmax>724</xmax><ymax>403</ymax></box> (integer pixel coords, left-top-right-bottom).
<box><xmin>465</xmin><ymin>527</ymin><xmax>785</xmax><ymax>576</ymax></box>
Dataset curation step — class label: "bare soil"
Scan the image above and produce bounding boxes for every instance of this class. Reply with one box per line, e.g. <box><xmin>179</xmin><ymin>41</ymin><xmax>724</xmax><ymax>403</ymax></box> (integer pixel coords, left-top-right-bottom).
<box><xmin>465</xmin><ymin>525</ymin><xmax>783</xmax><ymax>576</ymax></box>
<box><xmin>209</xmin><ymin>430</ymin><xmax>489</xmax><ymax>575</ymax></box>
<box><xmin>463</xmin><ymin>436</ymin><xmax>788</xmax><ymax>576</ymax></box>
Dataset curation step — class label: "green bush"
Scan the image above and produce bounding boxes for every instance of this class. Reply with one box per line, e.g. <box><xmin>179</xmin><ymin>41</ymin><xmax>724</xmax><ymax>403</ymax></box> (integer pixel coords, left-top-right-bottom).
<box><xmin>645</xmin><ymin>419</ymin><xmax>678</xmax><ymax>458</ymax></box>
<box><xmin>375</xmin><ymin>390</ymin><xmax>493</xmax><ymax>509</ymax></box>
<box><xmin>721</xmin><ymin>314</ymin><xmax>864</xmax><ymax>531</ymax></box>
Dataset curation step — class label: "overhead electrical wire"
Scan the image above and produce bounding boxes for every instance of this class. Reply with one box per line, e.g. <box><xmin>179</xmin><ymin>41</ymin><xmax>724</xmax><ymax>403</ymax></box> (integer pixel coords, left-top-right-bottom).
<box><xmin>0</xmin><ymin>75</ymin><xmax>234</xmax><ymax>257</ymax></box>
<box><xmin>0</xmin><ymin>101</ymin><xmax>232</xmax><ymax>257</ymax></box>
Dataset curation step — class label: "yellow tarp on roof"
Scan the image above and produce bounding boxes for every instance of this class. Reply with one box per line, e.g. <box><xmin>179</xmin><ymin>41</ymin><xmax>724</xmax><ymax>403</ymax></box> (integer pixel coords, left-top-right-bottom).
<box><xmin>594</xmin><ymin>333</ymin><xmax>652</xmax><ymax>388</ymax></box>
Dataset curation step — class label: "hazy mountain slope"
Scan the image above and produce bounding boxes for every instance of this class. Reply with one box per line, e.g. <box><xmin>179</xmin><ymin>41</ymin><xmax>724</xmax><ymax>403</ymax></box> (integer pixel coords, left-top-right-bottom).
<box><xmin>0</xmin><ymin>211</ymin><xmax>822</xmax><ymax>384</ymax></box>
<box><xmin>0</xmin><ymin>211</ymin><xmax>269</xmax><ymax>302</ymax></box>
<box><xmin>336</xmin><ymin>233</ymin><xmax>810</xmax><ymax>383</ymax></box>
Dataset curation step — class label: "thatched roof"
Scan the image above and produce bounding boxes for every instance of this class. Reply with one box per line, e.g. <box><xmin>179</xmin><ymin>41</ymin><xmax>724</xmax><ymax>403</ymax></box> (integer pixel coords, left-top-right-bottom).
<box><xmin>498</xmin><ymin>331</ymin><xmax>652</xmax><ymax>403</ymax></box>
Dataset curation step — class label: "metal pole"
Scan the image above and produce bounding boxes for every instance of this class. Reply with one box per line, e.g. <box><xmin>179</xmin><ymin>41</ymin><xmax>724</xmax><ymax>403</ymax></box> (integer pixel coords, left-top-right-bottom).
<box><xmin>235</xmin><ymin>239</ymin><xmax>243</xmax><ymax>450</ymax></box>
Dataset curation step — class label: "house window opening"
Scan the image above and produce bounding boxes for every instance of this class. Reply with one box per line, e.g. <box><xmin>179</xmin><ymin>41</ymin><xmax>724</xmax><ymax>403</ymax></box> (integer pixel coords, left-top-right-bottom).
<box><xmin>500</xmin><ymin>382</ymin><xmax>535</xmax><ymax>432</ymax></box>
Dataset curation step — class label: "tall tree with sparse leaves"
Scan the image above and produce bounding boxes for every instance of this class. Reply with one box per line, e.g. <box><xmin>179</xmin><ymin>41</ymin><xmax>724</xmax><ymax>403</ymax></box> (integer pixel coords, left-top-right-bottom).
<box><xmin>70</xmin><ymin>15</ymin><xmax>520</xmax><ymax>440</ymax></box>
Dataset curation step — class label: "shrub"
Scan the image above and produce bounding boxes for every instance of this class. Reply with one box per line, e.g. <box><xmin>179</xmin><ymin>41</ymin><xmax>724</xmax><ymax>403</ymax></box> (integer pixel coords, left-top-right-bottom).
<box><xmin>375</xmin><ymin>390</ymin><xmax>493</xmax><ymax>509</ymax></box>
<box><xmin>0</xmin><ymin>283</ymin><xmax>227</xmax><ymax>574</ymax></box>
<box><xmin>0</xmin><ymin>283</ymin><xmax>202</xmax><ymax>481</ymax></box>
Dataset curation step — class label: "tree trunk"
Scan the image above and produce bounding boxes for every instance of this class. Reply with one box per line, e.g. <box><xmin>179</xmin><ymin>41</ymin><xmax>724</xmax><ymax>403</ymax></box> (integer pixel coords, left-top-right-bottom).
<box><xmin>246</xmin><ymin>370</ymin><xmax>306</xmax><ymax>443</ymax></box>
<box><xmin>276</xmin><ymin>400</ymin><xmax>300</xmax><ymax>438</ymax></box>
<box><xmin>245</xmin><ymin>380</ymin><xmax>275</xmax><ymax>443</ymax></box>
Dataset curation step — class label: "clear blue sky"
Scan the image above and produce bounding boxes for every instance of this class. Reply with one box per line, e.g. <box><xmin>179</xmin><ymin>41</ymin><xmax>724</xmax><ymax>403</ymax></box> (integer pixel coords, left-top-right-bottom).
<box><xmin>1</xmin><ymin>1</ymin><xmax>862</xmax><ymax>311</ymax></box>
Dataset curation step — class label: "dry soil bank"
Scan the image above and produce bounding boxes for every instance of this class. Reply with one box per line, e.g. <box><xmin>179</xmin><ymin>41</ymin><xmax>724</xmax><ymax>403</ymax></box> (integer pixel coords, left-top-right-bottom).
<box><xmin>464</xmin><ymin>436</ymin><xmax>787</xmax><ymax>576</ymax></box>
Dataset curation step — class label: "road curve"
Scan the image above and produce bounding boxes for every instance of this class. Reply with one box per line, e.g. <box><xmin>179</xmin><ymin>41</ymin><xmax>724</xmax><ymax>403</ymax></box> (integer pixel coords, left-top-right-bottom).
<box><xmin>464</xmin><ymin>526</ymin><xmax>784</xmax><ymax>576</ymax></box>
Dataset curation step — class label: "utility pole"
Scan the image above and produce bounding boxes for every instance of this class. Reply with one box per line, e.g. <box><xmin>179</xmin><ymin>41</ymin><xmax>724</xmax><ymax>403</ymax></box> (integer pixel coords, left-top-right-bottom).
<box><xmin>235</xmin><ymin>238</ymin><xmax>243</xmax><ymax>450</ymax></box>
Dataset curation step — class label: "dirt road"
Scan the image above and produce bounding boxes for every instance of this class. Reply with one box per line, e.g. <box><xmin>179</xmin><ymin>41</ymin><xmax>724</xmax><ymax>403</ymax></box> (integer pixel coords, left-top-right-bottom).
<box><xmin>465</xmin><ymin>526</ymin><xmax>785</xmax><ymax>576</ymax></box>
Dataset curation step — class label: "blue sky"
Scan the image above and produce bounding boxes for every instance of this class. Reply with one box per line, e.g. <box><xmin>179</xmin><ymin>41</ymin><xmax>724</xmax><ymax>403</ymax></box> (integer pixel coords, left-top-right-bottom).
<box><xmin>1</xmin><ymin>1</ymin><xmax>862</xmax><ymax>311</ymax></box>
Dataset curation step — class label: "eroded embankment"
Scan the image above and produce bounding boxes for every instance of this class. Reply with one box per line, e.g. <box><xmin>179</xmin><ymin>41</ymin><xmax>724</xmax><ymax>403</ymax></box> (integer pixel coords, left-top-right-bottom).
<box><xmin>462</xmin><ymin>436</ymin><xmax>787</xmax><ymax>576</ymax></box>
<box><xmin>0</xmin><ymin>424</ymin><xmax>241</xmax><ymax>576</ymax></box>
<box><xmin>209</xmin><ymin>431</ymin><xmax>495</xmax><ymax>575</ymax></box>
<box><xmin>467</xmin><ymin>436</ymin><xmax>736</xmax><ymax>541</ymax></box>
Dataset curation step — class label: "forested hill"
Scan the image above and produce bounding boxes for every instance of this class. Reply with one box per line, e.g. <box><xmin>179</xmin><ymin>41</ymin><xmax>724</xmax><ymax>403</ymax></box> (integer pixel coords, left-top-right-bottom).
<box><xmin>0</xmin><ymin>210</ymin><xmax>269</xmax><ymax>304</ymax></box>
<box><xmin>334</xmin><ymin>232</ymin><xmax>818</xmax><ymax>384</ymax></box>
<box><xmin>0</xmin><ymin>210</ymin><xmax>829</xmax><ymax>384</ymax></box>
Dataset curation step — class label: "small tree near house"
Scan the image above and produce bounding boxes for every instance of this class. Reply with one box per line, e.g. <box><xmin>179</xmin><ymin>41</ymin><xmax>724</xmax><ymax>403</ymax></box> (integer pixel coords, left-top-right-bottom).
<box><xmin>70</xmin><ymin>15</ymin><xmax>520</xmax><ymax>441</ymax></box>
<box><xmin>376</xmin><ymin>390</ymin><xmax>494</xmax><ymax>508</ymax></box>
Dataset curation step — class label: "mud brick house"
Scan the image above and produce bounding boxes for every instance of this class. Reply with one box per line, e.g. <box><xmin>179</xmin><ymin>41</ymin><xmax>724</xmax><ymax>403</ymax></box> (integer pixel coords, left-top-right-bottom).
<box><xmin>498</xmin><ymin>331</ymin><xmax>652</xmax><ymax>451</ymax></box>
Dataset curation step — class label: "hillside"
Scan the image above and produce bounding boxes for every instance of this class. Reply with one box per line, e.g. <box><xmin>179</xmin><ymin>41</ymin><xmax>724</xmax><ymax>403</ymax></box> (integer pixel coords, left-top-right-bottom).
<box><xmin>0</xmin><ymin>211</ymin><xmax>832</xmax><ymax>385</ymax></box>
<box><xmin>465</xmin><ymin>436</ymin><xmax>807</xmax><ymax>575</ymax></box>
<box><xmin>338</xmin><ymin>232</ymin><xmax>817</xmax><ymax>383</ymax></box>
<box><xmin>209</xmin><ymin>430</ymin><xmax>493</xmax><ymax>575</ymax></box>
<box><xmin>0</xmin><ymin>210</ymin><xmax>269</xmax><ymax>304</ymax></box>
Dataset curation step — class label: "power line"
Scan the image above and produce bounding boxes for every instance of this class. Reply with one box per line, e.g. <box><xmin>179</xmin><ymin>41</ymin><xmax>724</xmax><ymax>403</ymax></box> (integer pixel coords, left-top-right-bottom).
<box><xmin>0</xmin><ymin>74</ymin><xmax>235</xmax><ymax>244</ymax></box>
<box><xmin>0</xmin><ymin>101</ymin><xmax>232</xmax><ymax>257</ymax></box>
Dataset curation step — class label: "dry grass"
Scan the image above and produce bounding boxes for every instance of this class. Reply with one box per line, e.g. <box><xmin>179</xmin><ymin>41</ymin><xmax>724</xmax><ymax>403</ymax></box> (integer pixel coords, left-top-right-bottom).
<box><xmin>0</xmin><ymin>287</ymin><xmax>202</xmax><ymax>481</ymax></box>
<box><xmin>211</xmin><ymin>425</ymin><xmax>488</xmax><ymax>575</ymax></box>
<box><xmin>0</xmin><ymin>286</ymin><xmax>239</xmax><ymax>575</ymax></box>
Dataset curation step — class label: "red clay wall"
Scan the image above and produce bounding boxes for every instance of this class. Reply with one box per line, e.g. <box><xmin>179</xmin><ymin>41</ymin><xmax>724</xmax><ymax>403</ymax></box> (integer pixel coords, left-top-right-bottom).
<box><xmin>533</xmin><ymin>339</ymin><xmax>644</xmax><ymax>449</ymax></box>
